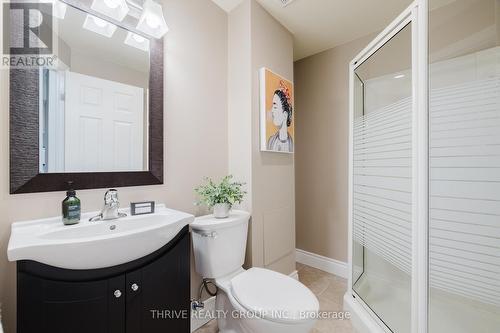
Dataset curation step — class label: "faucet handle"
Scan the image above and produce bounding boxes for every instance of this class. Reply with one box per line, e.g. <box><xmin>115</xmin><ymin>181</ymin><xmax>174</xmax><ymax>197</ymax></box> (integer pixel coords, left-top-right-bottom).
<box><xmin>104</xmin><ymin>189</ymin><xmax>119</xmax><ymax>205</ymax></box>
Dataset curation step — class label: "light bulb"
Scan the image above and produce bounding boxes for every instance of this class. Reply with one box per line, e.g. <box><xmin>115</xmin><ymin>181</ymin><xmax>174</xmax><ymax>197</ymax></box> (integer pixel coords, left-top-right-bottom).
<box><xmin>104</xmin><ymin>0</ymin><xmax>120</xmax><ymax>9</ymax></box>
<box><xmin>51</xmin><ymin>0</ymin><xmax>67</xmax><ymax>19</ymax></box>
<box><xmin>91</xmin><ymin>0</ymin><xmax>129</xmax><ymax>22</ymax></box>
<box><xmin>146</xmin><ymin>15</ymin><xmax>160</xmax><ymax>29</ymax></box>
<box><xmin>93</xmin><ymin>16</ymin><xmax>108</xmax><ymax>28</ymax></box>
<box><xmin>133</xmin><ymin>34</ymin><xmax>146</xmax><ymax>43</ymax></box>
<box><xmin>124</xmin><ymin>31</ymin><xmax>150</xmax><ymax>51</ymax></box>
<box><xmin>136</xmin><ymin>0</ymin><xmax>169</xmax><ymax>39</ymax></box>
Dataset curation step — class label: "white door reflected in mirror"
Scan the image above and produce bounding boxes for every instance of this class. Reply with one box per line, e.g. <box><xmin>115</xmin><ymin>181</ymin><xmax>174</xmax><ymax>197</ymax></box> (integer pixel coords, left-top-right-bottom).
<box><xmin>65</xmin><ymin>72</ymin><xmax>145</xmax><ymax>172</ymax></box>
<box><xmin>38</xmin><ymin>3</ymin><xmax>150</xmax><ymax>174</ymax></box>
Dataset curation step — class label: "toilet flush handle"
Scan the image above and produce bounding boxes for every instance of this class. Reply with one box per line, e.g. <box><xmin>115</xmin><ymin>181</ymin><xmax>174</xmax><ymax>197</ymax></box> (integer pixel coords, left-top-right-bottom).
<box><xmin>198</xmin><ymin>231</ymin><xmax>218</xmax><ymax>239</ymax></box>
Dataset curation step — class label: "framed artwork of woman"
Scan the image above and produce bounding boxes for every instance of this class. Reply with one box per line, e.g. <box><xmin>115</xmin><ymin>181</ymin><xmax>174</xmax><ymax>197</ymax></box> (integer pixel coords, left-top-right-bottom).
<box><xmin>259</xmin><ymin>68</ymin><xmax>295</xmax><ymax>153</ymax></box>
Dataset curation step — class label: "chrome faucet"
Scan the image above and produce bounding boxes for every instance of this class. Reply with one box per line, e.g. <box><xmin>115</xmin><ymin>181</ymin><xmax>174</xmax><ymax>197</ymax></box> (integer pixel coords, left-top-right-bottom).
<box><xmin>89</xmin><ymin>189</ymin><xmax>127</xmax><ymax>222</ymax></box>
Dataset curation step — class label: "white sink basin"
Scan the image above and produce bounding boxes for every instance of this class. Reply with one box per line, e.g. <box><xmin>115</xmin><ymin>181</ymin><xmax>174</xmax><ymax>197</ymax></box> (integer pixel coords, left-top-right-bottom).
<box><xmin>7</xmin><ymin>204</ymin><xmax>194</xmax><ymax>270</ymax></box>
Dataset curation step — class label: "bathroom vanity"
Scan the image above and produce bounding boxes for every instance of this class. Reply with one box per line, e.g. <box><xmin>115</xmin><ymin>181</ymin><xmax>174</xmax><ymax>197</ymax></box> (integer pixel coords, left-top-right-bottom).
<box><xmin>8</xmin><ymin>206</ymin><xmax>193</xmax><ymax>333</ymax></box>
<box><xmin>5</xmin><ymin>0</ymin><xmax>191</xmax><ymax>331</ymax></box>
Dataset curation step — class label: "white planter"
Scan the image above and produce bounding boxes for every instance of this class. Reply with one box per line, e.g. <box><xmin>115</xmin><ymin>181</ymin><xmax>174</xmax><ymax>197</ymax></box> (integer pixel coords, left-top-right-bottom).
<box><xmin>213</xmin><ymin>203</ymin><xmax>231</xmax><ymax>219</ymax></box>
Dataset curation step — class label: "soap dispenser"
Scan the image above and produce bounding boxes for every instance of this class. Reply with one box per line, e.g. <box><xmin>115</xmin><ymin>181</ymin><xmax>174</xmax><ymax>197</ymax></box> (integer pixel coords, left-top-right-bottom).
<box><xmin>62</xmin><ymin>181</ymin><xmax>81</xmax><ymax>225</ymax></box>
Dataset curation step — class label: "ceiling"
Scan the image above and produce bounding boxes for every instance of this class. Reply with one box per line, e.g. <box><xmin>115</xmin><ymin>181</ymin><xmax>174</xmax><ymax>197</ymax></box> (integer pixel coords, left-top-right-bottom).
<box><xmin>211</xmin><ymin>0</ymin><xmax>414</xmax><ymax>60</ymax></box>
<box><xmin>211</xmin><ymin>0</ymin><xmax>245</xmax><ymax>12</ymax></box>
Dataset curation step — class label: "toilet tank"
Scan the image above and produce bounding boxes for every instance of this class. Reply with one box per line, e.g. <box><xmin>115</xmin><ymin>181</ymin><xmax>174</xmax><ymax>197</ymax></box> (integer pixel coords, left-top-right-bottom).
<box><xmin>191</xmin><ymin>211</ymin><xmax>250</xmax><ymax>279</ymax></box>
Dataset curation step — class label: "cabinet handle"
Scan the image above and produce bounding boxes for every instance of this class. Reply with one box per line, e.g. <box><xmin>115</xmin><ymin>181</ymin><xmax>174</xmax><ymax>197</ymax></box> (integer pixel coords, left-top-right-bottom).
<box><xmin>114</xmin><ymin>290</ymin><xmax>122</xmax><ymax>298</ymax></box>
<box><xmin>131</xmin><ymin>283</ymin><xmax>139</xmax><ymax>292</ymax></box>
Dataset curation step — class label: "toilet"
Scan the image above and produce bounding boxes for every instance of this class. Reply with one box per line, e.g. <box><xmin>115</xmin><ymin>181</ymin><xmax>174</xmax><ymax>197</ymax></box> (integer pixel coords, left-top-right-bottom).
<box><xmin>191</xmin><ymin>211</ymin><xmax>319</xmax><ymax>333</ymax></box>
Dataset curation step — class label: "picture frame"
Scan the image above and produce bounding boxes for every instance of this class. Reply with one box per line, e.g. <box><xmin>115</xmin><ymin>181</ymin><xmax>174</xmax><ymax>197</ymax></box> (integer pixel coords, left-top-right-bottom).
<box><xmin>259</xmin><ymin>67</ymin><xmax>295</xmax><ymax>154</ymax></box>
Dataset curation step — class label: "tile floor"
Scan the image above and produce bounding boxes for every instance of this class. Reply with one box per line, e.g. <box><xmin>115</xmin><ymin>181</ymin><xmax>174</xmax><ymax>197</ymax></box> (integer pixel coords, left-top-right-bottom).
<box><xmin>194</xmin><ymin>263</ymin><xmax>355</xmax><ymax>333</ymax></box>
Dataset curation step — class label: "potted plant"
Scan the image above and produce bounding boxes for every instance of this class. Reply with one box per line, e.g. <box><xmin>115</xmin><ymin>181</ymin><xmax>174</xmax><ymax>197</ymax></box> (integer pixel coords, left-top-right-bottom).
<box><xmin>195</xmin><ymin>175</ymin><xmax>246</xmax><ymax>218</ymax></box>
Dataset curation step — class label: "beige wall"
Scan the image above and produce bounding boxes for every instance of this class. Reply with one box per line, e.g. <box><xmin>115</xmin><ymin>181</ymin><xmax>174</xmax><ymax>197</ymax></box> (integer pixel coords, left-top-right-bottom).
<box><xmin>228</xmin><ymin>0</ymin><xmax>252</xmax><ymax>212</ymax></box>
<box><xmin>228</xmin><ymin>0</ymin><xmax>296</xmax><ymax>275</ymax></box>
<box><xmin>71</xmin><ymin>52</ymin><xmax>149</xmax><ymax>90</ymax></box>
<box><xmin>250</xmin><ymin>0</ymin><xmax>295</xmax><ymax>274</ymax></box>
<box><xmin>294</xmin><ymin>34</ymin><xmax>374</xmax><ymax>263</ymax></box>
<box><xmin>0</xmin><ymin>0</ymin><xmax>228</xmax><ymax>331</ymax></box>
<box><xmin>429</xmin><ymin>0</ymin><xmax>497</xmax><ymax>62</ymax></box>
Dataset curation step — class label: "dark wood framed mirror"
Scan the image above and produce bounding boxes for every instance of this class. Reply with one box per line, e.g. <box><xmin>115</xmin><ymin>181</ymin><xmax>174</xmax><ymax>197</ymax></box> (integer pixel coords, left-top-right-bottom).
<box><xmin>9</xmin><ymin>0</ymin><xmax>163</xmax><ymax>194</ymax></box>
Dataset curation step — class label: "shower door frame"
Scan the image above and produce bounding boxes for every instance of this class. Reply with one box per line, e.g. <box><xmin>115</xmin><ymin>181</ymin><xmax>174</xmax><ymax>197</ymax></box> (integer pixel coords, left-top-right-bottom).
<box><xmin>347</xmin><ymin>1</ymin><xmax>429</xmax><ymax>333</ymax></box>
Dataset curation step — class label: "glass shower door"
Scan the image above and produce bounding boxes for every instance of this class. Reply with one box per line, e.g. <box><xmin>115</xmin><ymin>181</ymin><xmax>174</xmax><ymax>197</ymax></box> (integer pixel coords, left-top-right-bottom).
<box><xmin>428</xmin><ymin>0</ymin><xmax>500</xmax><ymax>331</ymax></box>
<box><xmin>352</xmin><ymin>23</ymin><xmax>413</xmax><ymax>333</ymax></box>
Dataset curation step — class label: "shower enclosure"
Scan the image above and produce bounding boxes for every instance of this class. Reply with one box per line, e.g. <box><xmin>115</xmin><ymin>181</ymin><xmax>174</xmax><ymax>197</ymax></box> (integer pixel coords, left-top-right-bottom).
<box><xmin>346</xmin><ymin>1</ymin><xmax>500</xmax><ymax>332</ymax></box>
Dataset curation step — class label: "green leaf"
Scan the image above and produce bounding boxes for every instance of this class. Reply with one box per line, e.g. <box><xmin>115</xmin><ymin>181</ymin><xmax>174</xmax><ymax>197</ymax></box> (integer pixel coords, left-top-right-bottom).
<box><xmin>193</xmin><ymin>175</ymin><xmax>246</xmax><ymax>208</ymax></box>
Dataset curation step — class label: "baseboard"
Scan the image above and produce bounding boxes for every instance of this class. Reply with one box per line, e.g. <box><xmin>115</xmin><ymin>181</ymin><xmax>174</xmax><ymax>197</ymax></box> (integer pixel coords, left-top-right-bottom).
<box><xmin>191</xmin><ymin>296</ymin><xmax>216</xmax><ymax>332</ymax></box>
<box><xmin>289</xmin><ymin>270</ymin><xmax>299</xmax><ymax>280</ymax></box>
<box><xmin>296</xmin><ymin>248</ymin><xmax>348</xmax><ymax>279</ymax></box>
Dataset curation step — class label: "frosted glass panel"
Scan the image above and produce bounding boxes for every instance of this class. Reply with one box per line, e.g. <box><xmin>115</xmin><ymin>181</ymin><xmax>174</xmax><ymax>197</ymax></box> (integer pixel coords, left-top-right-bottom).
<box><xmin>352</xmin><ymin>23</ymin><xmax>412</xmax><ymax>333</ymax></box>
<box><xmin>429</xmin><ymin>0</ymin><xmax>500</xmax><ymax>331</ymax></box>
<box><xmin>353</xmin><ymin>96</ymin><xmax>412</xmax><ymax>274</ymax></box>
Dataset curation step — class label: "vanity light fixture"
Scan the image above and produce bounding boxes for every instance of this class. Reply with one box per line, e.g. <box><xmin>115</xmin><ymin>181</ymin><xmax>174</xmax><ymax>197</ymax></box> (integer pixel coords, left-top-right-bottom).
<box><xmin>52</xmin><ymin>0</ymin><xmax>67</xmax><ymax>19</ymax></box>
<box><xmin>136</xmin><ymin>0</ymin><xmax>169</xmax><ymax>39</ymax></box>
<box><xmin>124</xmin><ymin>31</ymin><xmax>150</xmax><ymax>52</ymax></box>
<box><xmin>83</xmin><ymin>14</ymin><xmax>118</xmax><ymax>38</ymax></box>
<box><xmin>91</xmin><ymin>0</ymin><xmax>130</xmax><ymax>22</ymax></box>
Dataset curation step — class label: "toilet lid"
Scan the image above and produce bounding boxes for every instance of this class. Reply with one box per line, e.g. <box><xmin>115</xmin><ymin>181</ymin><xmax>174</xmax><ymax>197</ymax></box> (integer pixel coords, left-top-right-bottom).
<box><xmin>230</xmin><ymin>268</ymin><xmax>319</xmax><ymax>324</ymax></box>
<box><xmin>191</xmin><ymin>210</ymin><xmax>250</xmax><ymax>232</ymax></box>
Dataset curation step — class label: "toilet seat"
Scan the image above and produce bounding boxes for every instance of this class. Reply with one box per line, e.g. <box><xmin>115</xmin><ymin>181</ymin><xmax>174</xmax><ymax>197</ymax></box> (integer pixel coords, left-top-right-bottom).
<box><xmin>230</xmin><ymin>267</ymin><xmax>319</xmax><ymax>324</ymax></box>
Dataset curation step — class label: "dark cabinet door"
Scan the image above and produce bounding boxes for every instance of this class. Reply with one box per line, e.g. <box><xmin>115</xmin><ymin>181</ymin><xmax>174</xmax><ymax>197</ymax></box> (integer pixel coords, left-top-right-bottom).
<box><xmin>126</xmin><ymin>232</ymin><xmax>190</xmax><ymax>333</ymax></box>
<box><xmin>18</xmin><ymin>273</ymin><xmax>125</xmax><ymax>333</ymax></box>
<box><xmin>17</xmin><ymin>227</ymin><xmax>190</xmax><ymax>333</ymax></box>
<box><xmin>108</xmin><ymin>275</ymin><xmax>127</xmax><ymax>333</ymax></box>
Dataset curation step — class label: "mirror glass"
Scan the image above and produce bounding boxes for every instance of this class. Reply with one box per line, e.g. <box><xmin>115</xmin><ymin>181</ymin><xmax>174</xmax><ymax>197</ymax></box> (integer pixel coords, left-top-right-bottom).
<box><xmin>39</xmin><ymin>3</ymin><xmax>150</xmax><ymax>173</ymax></box>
